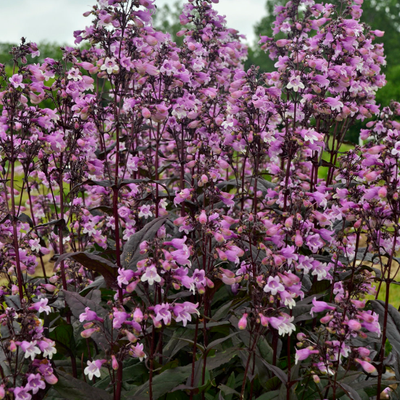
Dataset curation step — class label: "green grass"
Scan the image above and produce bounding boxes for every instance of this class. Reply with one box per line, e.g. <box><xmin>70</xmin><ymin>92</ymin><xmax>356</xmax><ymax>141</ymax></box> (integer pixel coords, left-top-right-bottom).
<box><xmin>367</xmin><ymin>282</ymin><xmax>400</xmax><ymax>309</ymax></box>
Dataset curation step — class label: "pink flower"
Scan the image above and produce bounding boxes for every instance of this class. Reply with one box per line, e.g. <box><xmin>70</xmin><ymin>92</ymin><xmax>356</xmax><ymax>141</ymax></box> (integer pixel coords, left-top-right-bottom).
<box><xmin>325</xmin><ymin>97</ymin><xmax>344</xmax><ymax>112</ymax></box>
<box><xmin>9</xmin><ymin>74</ymin><xmax>25</xmax><ymax>89</ymax></box>
<box><xmin>133</xmin><ymin>308</ymin><xmax>144</xmax><ymax>323</ymax></box>
<box><xmin>355</xmin><ymin>358</ymin><xmax>377</xmax><ymax>374</ymax></box>
<box><xmin>269</xmin><ymin>314</ymin><xmax>296</xmax><ymax>336</ymax></box>
<box><xmin>225</xmin><ymin>244</ymin><xmax>244</xmax><ymax>264</ymax></box>
<box><xmin>79</xmin><ymin>307</ymin><xmax>103</xmax><ymax>323</ymax></box>
<box><xmin>391</xmin><ymin>141</ymin><xmax>400</xmax><ymax>156</ymax></box>
<box><xmin>38</xmin><ymin>339</ymin><xmax>57</xmax><ymax>359</ymax></box>
<box><xmin>30</xmin><ymin>298</ymin><xmax>51</xmax><ymax>315</ymax></box>
<box><xmin>192</xmin><ymin>269</ymin><xmax>206</xmax><ymax>290</ymax></box>
<box><xmin>141</xmin><ymin>265</ymin><xmax>161</xmax><ymax>285</ymax></box>
<box><xmin>306</xmin><ymin>234</ymin><xmax>325</xmax><ymax>253</ymax></box>
<box><xmin>295</xmin><ymin>348</ymin><xmax>319</xmax><ymax>364</ymax></box>
<box><xmin>13</xmin><ymin>387</ymin><xmax>31</xmax><ymax>400</ymax></box>
<box><xmin>173</xmin><ymin>302</ymin><xmax>199</xmax><ymax>326</ymax></box>
<box><xmin>117</xmin><ymin>268</ymin><xmax>135</xmax><ymax>287</ymax></box>
<box><xmin>138</xmin><ymin>204</ymin><xmax>153</xmax><ymax>219</ymax></box>
<box><xmin>113</xmin><ymin>309</ymin><xmax>128</xmax><ymax>329</ymax></box>
<box><xmin>263</xmin><ymin>276</ymin><xmax>284</xmax><ymax>295</ymax></box>
<box><xmin>100</xmin><ymin>57</ymin><xmax>119</xmax><ymax>74</ymax></box>
<box><xmin>347</xmin><ymin>319</ymin><xmax>362</xmax><ymax>331</ymax></box>
<box><xmin>20</xmin><ymin>341</ymin><xmax>41</xmax><ymax>360</ymax></box>
<box><xmin>199</xmin><ymin>210</ymin><xmax>207</xmax><ymax>225</ymax></box>
<box><xmin>26</xmin><ymin>374</ymin><xmax>46</xmax><ymax>394</ymax></box>
<box><xmin>238</xmin><ymin>313</ymin><xmax>248</xmax><ymax>330</ymax></box>
<box><xmin>154</xmin><ymin>303</ymin><xmax>171</xmax><ymax>325</ymax></box>
<box><xmin>286</xmin><ymin>75</ymin><xmax>304</xmax><ymax>92</ymax></box>
<box><xmin>130</xmin><ymin>343</ymin><xmax>146</xmax><ymax>361</ymax></box>
<box><xmin>38</xmin><ymin>362</ymin><xmax>58</xmax><ymax>385</ymax></box>
<box><xmin>81</xmin><ymin>327</ymin><xmax>100</xmax><ymax>338</ymax></box>
<box><xmin>84</xmin><ymin>359</ymin><xmax>105</xmax><ymax>380</ymax></box>
<box><xmin>174</xmin><ymin>188</ymin><xmax>192</xmax><ymax>205</ymax></box>
<box><xmin>310</xmin><ymin>297</ymin><xmax>335</xmax><ymax>316</ymax></box>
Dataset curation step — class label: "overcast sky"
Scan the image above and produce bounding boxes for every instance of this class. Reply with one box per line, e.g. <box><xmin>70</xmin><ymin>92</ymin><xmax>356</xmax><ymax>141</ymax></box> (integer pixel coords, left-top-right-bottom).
<box><xmin>0</xmin><ymin>0</ymin><xmax>267</xmax><ymax>47</ymax></box>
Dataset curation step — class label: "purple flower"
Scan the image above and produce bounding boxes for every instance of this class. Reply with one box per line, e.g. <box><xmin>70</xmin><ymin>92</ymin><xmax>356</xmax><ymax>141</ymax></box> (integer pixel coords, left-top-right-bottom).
<box><xmin>13</xmin><ymin>387</ymin><xmax>31</xmax><ymax>400</ymax></box>
<box><xmin>9</xmin><ymin>74</ymin><xmax>25</xmax><ymax>89</ymax></box>
<box><xmin>79</xmin><ymin>307</ymin><xmax>103</xmax><ymax>323</ymax></box>
<box><xmin>130</xmin><ymin>343</ymin><xmax>146</xmax><ymax>361</ymax></box>
<box><xmin>138</xmin><ymin>204</ymin><xmax>153</xmax><ymax>219</ymax></box>
<box><xmin>84</xmin><ymin>359</ymin><xmax>105</xmax><ymax>380</ymax></box>
<box><xmin>20</xmin><ymin>341</ymin><xmax>41</xmax><ymax>360</ymax></box>
<box><xmin>26</xmin><ymin>374</ymin><xmax>46</xmax><ymax>395</ymax></box>
<box><xmin>263</xmin><ymin>276</ymin><xmax>284</xmax><ymax>295</ymax></box>
<box><xmin>192</xmin><ymin>269</ymin><xmax>206</xmax><ymax>290</ymax></box>
<box><xmin>140</xmin><ymin>265</ymin><xmax>161</xmax><ymax>285</ymax></box>
<box><xmin>269</xmin><ymin>314</ymin><xmax>296</xmax><ymax>336</ymax></box>
<box><xmin>100</xmin><ymin>57</ymin><xmax>119</xmax><ymax>74</ymax></box>
<box><xmin>306</xmin><ymin>234</ymin><xmax>325</xmax><ymax>253</ymax></box>
<box><xmin>173</xmin><ymin>302</ymin><xmax>199</xmax><ymax>326</ymax></box>
<box><xmin>154</xmin><ymin>303</ymin><xmax>172</xmax><ymax>325</ymax></box>
<box><xmin>325</xmin><ymin>96</ymin><xmax>344</xmax><ymax>112</ymax></box>
<box><xmin>286</xmin><ymin>74</ymin><xmax>304</xmax><ymax>92</ymax></box>
<box><xmin>295</xmin><ymin>348</ymin><xmax>319</xmax><ymax>364</ymax></box>
<box><xmin>38</xmin><ymin>338</ymin><xmax>57</xmax><ymax>359</ymax></box>
<box><xmin>113</xmin><ymin>309</ymin><xmax>128</xmax><ymax>329</ymax></box>
<box><xmin>117</xmin><ymin>268</ymin><xmax>135</xmax><ymax>287</ymax></box>
<box><xmin>30</xmin><ymin>298</ymin><xmax>51</xmax><ymax>315</ymax></box>
<box><xmin>310</xmin><ymin>297</ymin><xmax>335</xmax><ymax>317</ymax></box>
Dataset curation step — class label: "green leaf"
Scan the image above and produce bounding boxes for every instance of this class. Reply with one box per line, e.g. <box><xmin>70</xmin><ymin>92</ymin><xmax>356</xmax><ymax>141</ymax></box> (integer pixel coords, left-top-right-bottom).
<box><xmin>121</xmin><ymin>216</ymin><xmax>167</xmax><ymax>269</ymax></box>
<box><xmin>49</xmin><ymin>321</ymin><xmax>75</xmax><ymax>357</ymax></box>
<box><xmin>63</xmin><ymin>289</ymin><xmax>107</xmax><ymax>319</ymax></box>
<box><xmin>80</xmin><ymin>277</ymin><xmax>107</xmax><ymax>296</ymax></box>
<box><xmin>18</xmin><ymin>212</ymin><xmax>33</xmax><ymax>227</ymax></box>
<box><xmin>338</xmin><ymin>383</ymin><xmax>362</xmax><ymax>400</ymax></box>
<box><xmin>257</xmin><ymin>337</ymin><xmax>273</xmax><ymax>365</ymax></box>
<box><xmin>370</xmin><ymin>300</ymin><xmax>400</xmax><ymax>354</ymax></box>
<box><xmin>256</xmin><ymin>390</ymin><xmax>280</xmax><ymax>400</ymax></box>
<box><xmin>4</xmin><ymin>295</ymin><xmax>21</xmax><ymax>310</ymax></box>
<box><xmin>206</xmin><ymin>332</ymin><xmax>240</xmax><ymax>352</ymax></box>
<box><xmin>163</xmin><ymin>327</ymin><xmax>195</xmax><ymax>359</ymax></box>
<box><xmin>190</xmin><ymin>347</ymin><xmax>238</xmax><ymax>387</ymax></box>
<box><xmin>124</xmin><ymin>365</ymin><xmax>192</xmax><ymax>399</ymax></box>
<box><xmin>57</xmin><ymin>252</ymin><xmax>117</xmax><ymax>288</ymax></box>
<box><xmin>212</xmin><ymin>300</ymin><xmax>233</xmax><ymax>321</ymax></box>
<box><xmin>218</xmin><ymin>384</ymin><xmax>240</xmax><ymax>397</ymax></box>
<box><xmin>63</xmin><ymin>290</ymin><xmax>110</xmax><ymax>350</ymax></box>
<box><xmin>53</xmin><ymin>370</ymin><xmax>113</xmax><ymax>400</ymax></box>
<box><xmin>260</xmin><ymin>360</ymin><xmax>288</xmax><ymax>384</ymax></box>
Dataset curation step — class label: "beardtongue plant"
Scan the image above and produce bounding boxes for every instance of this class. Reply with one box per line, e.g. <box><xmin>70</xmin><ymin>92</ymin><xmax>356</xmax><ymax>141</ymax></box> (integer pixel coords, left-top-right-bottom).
<box><xmin>0</xmin><ymin>0</ymin><xmax>399</xmax><ymax>399</ymax></box>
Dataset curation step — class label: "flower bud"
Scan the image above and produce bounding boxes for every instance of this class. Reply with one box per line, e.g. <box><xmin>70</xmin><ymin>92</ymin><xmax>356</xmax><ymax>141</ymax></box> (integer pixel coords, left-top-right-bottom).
<box><xmin>133</xmin><ymin>308</ymin><xmax>143</xmax><ymax>323</ymax></box>
<box><xmin>124</xmin><ymin>330</ymin><xmax>138</xmax><ymax>343</ymax></box>
<box><xmin>141</xmin><ymin>107</ymin><xmax>151</xmax><ymax>119</ymax></box>
<box><xmin>126</xmin><ymin>280</ymin><xmax>138</xmax><ymax>293</ymax></box>
<box><xmin>355</xmin><ymin>358</ymin><xmax>377</xmax><ymax>374</ymax></box>
<box><xmin>259</xmin><ymin>314</ymin><xmax>269</xmax><ymax>327</ymax></box>
<box><xmin>238</xmin><ymin>313</ymin><xmax>248</xmax><ymax>330</ymax></box>
<box><xmin>81</xmin><ymin>327</ymin><xmax>100</xmax><ymax>338</ymax></box>
<box><xmin>199</xmin><ymin>210</ymin><xmax>207</xmax><ymax>225</ymax></box>
<box><xmin>9</xmin><ymin>340</ymin><xmax>17</xmax><ymax>352</ymax></box>
<box><xmin>294</xmin><ymin>231</ymin><xmax>303</xmax><ymax>247</ymax></box>
<box><xmin>347</xmin><ymin>319</ymin><xmax>362</xmax><ymax>331</ymax></box>
<box><xmin>205</xmin><ymin>277</ymin><xmax>214</xmax><ymax>289</ymax></box>
<box><xmin>111</xmin><ymin>355</ymin><xmax>119</xmax><ymax>370</ymax></box>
